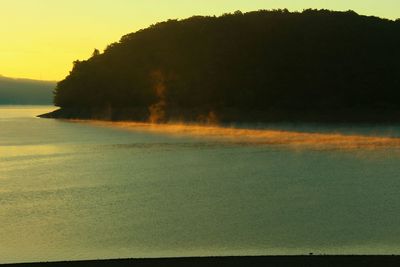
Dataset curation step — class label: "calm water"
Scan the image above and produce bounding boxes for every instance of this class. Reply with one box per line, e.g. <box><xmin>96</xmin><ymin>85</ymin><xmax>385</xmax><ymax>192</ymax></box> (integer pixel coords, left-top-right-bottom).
<box><xmin>1</xmin><ymin>106</ymin><xmax>400</xmax><ymax>263</ymax></box>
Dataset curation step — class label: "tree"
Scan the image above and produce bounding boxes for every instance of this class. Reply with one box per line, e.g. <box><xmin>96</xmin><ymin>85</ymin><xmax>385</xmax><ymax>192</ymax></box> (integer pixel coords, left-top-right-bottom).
<box><xmin>92</xmin><ymin>49</ymin><xmax>100</xmax><ymax>57</ymax></box>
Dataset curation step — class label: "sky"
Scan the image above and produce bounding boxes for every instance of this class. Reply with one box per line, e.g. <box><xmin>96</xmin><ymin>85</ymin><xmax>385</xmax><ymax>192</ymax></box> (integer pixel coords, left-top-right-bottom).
<box><xmin>1</xmin><ymin>0</ymin><xmax>399</xmax><ymax>81</ymax></box>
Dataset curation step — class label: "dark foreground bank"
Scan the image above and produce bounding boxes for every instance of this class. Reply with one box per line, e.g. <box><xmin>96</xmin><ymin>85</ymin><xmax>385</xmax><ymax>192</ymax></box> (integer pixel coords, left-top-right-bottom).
<box><xmin>2</xmin><ymin>256</ymin><xmax>400</xmax><ymax>267</ymax></box>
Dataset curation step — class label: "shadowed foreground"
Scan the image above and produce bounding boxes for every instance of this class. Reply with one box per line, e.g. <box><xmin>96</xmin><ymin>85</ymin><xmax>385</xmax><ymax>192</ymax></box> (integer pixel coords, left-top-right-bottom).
<box><xmin>2</xmin><ymin>256</ymin><xmax>400</xmax><ymax>267</ymax></box>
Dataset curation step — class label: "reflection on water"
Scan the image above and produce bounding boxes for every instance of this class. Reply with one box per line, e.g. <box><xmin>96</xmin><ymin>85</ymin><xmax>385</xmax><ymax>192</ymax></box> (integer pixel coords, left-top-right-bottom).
<box><xmin>0</xmin><ymin>144</ymin><xmax>67</xmax><ymax>159</ymax></box>
<box><xmin>1</xmin><ymin>106</ymin><xmax>400</xmax><ymax>263</ymax></box>
<box><xmin>87</xmin><ymin>120</ymin><xmax>400</xmax><ymax>150</ymax></box>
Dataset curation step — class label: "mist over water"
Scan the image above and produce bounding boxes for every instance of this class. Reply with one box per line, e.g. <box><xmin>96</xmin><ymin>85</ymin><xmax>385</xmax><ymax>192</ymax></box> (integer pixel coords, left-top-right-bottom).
<box><xmin>2</xmin><ymin>106</ymin><xmax>400</xmax><ymax>263</ymax></box>
<box><xmin>88</xmin><ymin>120</ymin><xmax>400</xmax><ymax>150</ymax></box>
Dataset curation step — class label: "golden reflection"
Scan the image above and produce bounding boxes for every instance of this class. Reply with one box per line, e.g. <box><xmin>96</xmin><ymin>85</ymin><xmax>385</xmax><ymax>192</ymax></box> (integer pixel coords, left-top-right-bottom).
<box><xmin>82</xmin><ymin>121</ymin><xmax>400</xmax><ymax>150</ymax></box>
<box><xmin>0</xmin><ymin>145</ymin><xmax>64</xmax><ymax>158</ymax></box>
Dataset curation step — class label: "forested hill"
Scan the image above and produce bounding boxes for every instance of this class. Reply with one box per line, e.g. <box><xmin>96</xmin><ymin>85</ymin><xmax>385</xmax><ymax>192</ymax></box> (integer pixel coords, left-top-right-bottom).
<box><xmin>46</xmin><ymin>9</ymin><xmax>400</xmax><ymax>122</ymax></box>
<box><xmin>0</xmin><ymin>76</ymin><xmax>55</xmax><ymax>105</ymax></box>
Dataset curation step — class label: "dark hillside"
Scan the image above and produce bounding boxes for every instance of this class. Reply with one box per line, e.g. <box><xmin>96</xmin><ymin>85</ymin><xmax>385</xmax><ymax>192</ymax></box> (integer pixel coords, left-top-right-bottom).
<box><xmin>46</xmin><ymin>9</ymin><xmax>400</xmax><ymax>123</ymax></box>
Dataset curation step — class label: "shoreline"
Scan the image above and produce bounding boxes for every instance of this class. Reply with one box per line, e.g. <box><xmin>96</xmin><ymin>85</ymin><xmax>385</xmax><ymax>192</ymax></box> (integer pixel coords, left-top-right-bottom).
<box><xmin>38</xmin><ymin>108</ymin><xmax>400</xmax><ymax>124</ymax></box>
<box><xmin>2</xmin><ymin>256</ymin><xmax>400</xmax><ymax>267</ymax></box>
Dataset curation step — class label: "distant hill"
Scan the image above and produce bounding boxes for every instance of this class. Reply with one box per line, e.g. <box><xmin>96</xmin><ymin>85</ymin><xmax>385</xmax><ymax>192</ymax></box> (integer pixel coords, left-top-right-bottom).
<box><xmin>44</xmin><ymin>9</ymin><xmax>400</xmax><ymax>123</ymax></box>
<box><xmin>0</xmin><ymin>75</ymin><xmax>55</xmax><ymax>105</ymax></box>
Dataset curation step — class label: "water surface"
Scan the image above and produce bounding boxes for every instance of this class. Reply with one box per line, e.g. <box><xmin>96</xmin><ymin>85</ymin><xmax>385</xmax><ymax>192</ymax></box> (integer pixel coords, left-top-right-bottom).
<box><xmin>1</xmin><ymin>106</ymin><xmax>400</xmax><ymax>263</ymax></box>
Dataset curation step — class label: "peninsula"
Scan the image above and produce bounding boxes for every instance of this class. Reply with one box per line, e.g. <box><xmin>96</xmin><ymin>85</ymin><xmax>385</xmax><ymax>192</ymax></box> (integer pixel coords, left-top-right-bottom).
<box><xmin>40</xmin><ymin>9</ymin><xmax>400</xmax><ymax>123</ymax></box>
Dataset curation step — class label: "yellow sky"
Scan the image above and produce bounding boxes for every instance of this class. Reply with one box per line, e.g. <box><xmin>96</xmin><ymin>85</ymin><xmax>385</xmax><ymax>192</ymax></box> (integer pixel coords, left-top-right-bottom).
<box><xmin>0</xmin><ymin>0</ymin><xmax>399</xmax><ymax>81</ymax></box>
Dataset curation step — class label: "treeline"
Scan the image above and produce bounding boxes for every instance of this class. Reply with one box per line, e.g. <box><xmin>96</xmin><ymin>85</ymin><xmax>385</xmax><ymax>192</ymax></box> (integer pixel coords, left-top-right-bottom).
<box><xmin>50</xmin><ymin>9</ymin><xmax>400</xmax><ymax>122</ymax></box>
<box><xmin>0</xmin><ymin>76</ymin><xmax>54</xmax><ymax>105</ymax></box>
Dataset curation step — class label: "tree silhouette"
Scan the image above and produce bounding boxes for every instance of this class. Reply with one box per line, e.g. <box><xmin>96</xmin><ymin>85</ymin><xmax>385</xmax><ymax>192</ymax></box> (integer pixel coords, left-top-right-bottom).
<box><xmin>51</xmin><ymin>9</ymin><xmax>400</xmax><ymax>123</ymax></box>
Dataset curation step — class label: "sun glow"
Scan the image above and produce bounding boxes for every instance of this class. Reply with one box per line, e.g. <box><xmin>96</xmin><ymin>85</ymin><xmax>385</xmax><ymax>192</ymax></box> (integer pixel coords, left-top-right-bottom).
<box><xmin>1</xmin><ymin>0</ymin><xmax>399</xmax><ymax>81</ymax></box>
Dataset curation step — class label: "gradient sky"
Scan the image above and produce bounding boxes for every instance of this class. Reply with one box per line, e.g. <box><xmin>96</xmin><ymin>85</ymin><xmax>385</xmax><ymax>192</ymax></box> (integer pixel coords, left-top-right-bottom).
<box><xmin>1</xmin><ymin>0</ymin><xmax>399</xmax><ymax>81</ymax></box>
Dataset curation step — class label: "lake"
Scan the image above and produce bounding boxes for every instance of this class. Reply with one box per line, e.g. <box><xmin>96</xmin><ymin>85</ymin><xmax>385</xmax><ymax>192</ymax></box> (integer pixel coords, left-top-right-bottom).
<box><xmin>1</xmin><ymin>106</ymin><xmax>400</xmax><ymax>264</ymax></box>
